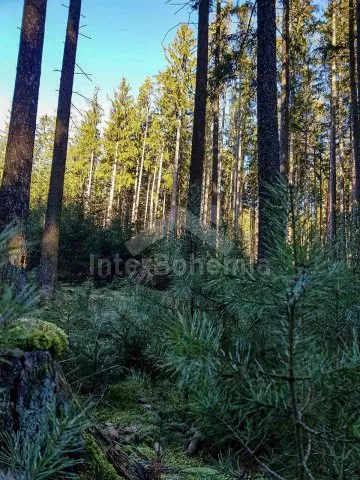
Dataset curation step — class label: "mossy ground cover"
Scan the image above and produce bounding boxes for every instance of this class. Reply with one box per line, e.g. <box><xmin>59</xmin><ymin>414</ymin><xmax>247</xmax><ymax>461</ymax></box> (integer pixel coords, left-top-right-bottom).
<box><xmin>80</xmin><ymin>377</ymin><xmax>229</xmax><ymax>480</ymax></box>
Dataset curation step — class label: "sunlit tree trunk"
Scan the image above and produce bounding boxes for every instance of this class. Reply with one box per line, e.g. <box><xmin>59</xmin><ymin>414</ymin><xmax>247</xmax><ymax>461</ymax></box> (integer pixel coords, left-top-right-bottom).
<box><xmin>234</xmin><ymin>85</ymin><xmax>243</xmax><ymax>237</ymax></box>
<box><xmin>154</xmin><ymin>147</ymin><xmax>164</xmax><ymax>225</ymax></box>
<box><xmin>339</xmin><ymin>134</ymin><xmax>347</xmax><ymax>258</ymax></box>
<box><xmin>149</xmin><ymin>166</ymin><xmax>157</xmax><ymax>229</ymax></box>
<box><xmin>170</xmin><ymin>112</ymin><xmax>182</xmax><ymax>233</ymax></box>
<box><xmin>144</xmin><ymin>174</ymin><xmax>151</xmax><ymax>229</ymax></box>
<box><xmin>105</xmin><ymin>141</ymin><xmax>119</xmax><ymax>227</ymax></box>
<box><xmin>133</xmin><ymin>110</ymin><xmax>149</xmax><ymax>224</ymax></box>
<box><xmin>280</xmin><ymin>0</ymin><xmax>290</xmax><ymax>177</ymax></box>
<box><xmin>84</xmin><ymin>151</ymin><xmax>94</xmax><ymax>216</ymax></box>
<box><xmin>0</xmin><ymin>0</ymin><xmax>47</xmax><ymax>272</ymax></box>
<box><xmin>216</xmin><ymin>90</ymin><xmax>226</xmax><ymax>236</ymax></box>
<box><xmin>349</xmin><ymin>0</ymin><xmax>360</xmax><ymax>211</ymax></box>
<box><xmin>211</xmin><ymin>0</ymin><xmax>221</xmax><ymax>232</ymax></box>
<box><xmin>329</xmin><ymin>1</ymin><xmax>337</xmax><ymax>246</ymax></box>
<box><xmin>40</xmin><ymin>0</ymin><xmax>81</xmax><ymax>291</ymax></box>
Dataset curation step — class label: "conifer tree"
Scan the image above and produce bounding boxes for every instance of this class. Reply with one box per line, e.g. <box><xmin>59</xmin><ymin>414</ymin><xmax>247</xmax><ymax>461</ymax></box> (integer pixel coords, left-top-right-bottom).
<box><xmin>103</xmin><ymin>79</ymin><xmax>137</xmax><ymax>227</ymax></box>
<box><xmin>65</xmin><ymin>87</ymin><xmax>103</xmax><ymax>216</ymax></box>
<box><xmin>132</xmin><ymin>77</ymin><xmax>153</xmax><ymax>225</ymax></box>
<box><xmin>156</xmin><ymin>25</ymin><xmax>196</xmax><ymax>234</ymax></box>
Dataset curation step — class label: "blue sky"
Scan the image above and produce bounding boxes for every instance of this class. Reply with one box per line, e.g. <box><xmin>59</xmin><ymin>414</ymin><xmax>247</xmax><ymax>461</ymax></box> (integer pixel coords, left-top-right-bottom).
<box><xmin>0</xmin><ymin>0</ymin><xmax>196</xmax><ymax>127</ymax></box>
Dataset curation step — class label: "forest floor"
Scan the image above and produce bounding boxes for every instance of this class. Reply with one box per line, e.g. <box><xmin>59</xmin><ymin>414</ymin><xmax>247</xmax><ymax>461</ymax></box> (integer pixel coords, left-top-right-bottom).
<box><xmin>80</xmin><ymin>377</ymin><xmax>229</xmax><ymax>480</ymax></box>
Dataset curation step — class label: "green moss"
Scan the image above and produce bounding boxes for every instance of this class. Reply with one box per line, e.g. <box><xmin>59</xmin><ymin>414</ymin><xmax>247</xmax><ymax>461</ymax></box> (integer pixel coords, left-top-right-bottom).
<box><xmin>83</xmin><ymin>434</ymin><xmax>121</xmax><ymax>480</ymax></box>
<box><xmin>1</xmin><ymin>318</ymin><xmax>68</xmax><ymax>356</ymax></box>
<box><xmin>105</xmin><ymin>378</ymin><xmax>149</xmax><ymax>407</ymax></box>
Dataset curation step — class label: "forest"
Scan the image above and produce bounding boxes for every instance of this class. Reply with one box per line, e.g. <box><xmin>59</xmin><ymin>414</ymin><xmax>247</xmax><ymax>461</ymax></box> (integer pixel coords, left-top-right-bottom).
<box><xmin>2</xmin><ymin>0</ymin><xmax>360</xmax><ymax>478</ymax></box>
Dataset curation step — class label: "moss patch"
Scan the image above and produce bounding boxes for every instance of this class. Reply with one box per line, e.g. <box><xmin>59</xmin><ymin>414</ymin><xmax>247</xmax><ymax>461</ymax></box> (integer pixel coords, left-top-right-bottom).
<box><xmin>0</xmin><ymin>318</ymin><xmax>68</xmax><ymax>356</ymax></box>
<box><xmin>82</xmin><ymin>434</ymin><xmax>121</xmax><ymax>480</ymax></box>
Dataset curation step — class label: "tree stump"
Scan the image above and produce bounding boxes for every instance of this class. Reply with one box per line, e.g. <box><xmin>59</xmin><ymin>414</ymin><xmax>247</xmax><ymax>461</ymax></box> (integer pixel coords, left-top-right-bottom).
<box><xmin>0</xmin><ymin>350</ymin><xmax>69</xmax><ymax>442</ymax></box>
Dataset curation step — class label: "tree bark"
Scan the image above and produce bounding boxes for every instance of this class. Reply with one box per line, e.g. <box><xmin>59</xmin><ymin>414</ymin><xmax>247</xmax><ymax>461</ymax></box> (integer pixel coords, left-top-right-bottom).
<box><xmin>280</xmin><ymin>0</ymin><xmax>290</xmax><ymax>177</ymax></box>
<box><xmin>329</xmin><ymin>0</ymin><xmax>337</xmax><ymax>246</ymax></box>
<box><xmin>0</xmin><ymin>351</ymin><xmax>69</xmax><ymax>443</ymax></box>
<box><xmin>143</xmin><ymin>173</ymin><xmax>151</xmax><ymax>229</ymax></box>
<box><xmin>170</xmin><ymin>112</ymin><xmax>182</xmax><ymax>233</ymax></box>
<box><xmin>105</xmin><ymin>141</ymin><xmax>119</xmax><ymax>227</ymax></box>
<box><xmin>0</xmin><ymin>0</ymin><xmax>47</xmax><ymax>269</ymax></box>
<box><xmin>133</xmin><ymin>111</ymin><xmax>149</xmax><ymax>225</ymax></box>
<box><xmin>234</xmin><ymin>84</ymin><xmax>243</xmax><ymax>237</ymax></box>
<box><xmin>149</xmin><ymin>166</ymin><xmax>157</xmax><ymax>229</ymax></box>
<box><xmin>211</xmin><ymin>0</ymin><xmax>221</xmax><ymax>232</ymax></box>
<box><xmin>84</xmin><ymin>151</ymin><xmax>94</xmax><ymax>216</ymax></box>
<box><xmin>350</xmin><ymin>0</ymin><xmax>360</xmax><ymax>211</ymax></box>
<box><xmin>187</xmin><ymin>0</ymin><xmax>210</xmax><ymax>221</ymax></box>
<box><xmin>154</xmin><ymin>147</ymin><xmax>164</xmax><ymax>227</ymax></box>
<box><xmin>257</xmin><ymin>0</ymin><xmax>280</xmax><ymax>260</ymax></box>
<box><xmin>40</xmin><ymin>0</ymin><xmax>81</xmax><ymax>291</ymax></box>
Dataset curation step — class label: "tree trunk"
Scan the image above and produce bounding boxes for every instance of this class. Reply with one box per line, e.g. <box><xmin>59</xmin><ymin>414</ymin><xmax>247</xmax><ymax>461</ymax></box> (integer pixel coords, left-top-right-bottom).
<box><xmin>349</xmin><ymin>0</ymin><xmax>360</xmax><ymax>211</ymax></box>
<box><xmin>339</xmin><ymin>135</ymin><xmax>347</xmax><ymax>258</ymax></box>
<box><xmin>105</xmin><ymin>141</ymin><xmax>119</xmax><ymax>227</ymax></box>
<box><xmin>0</xmin><ymin>0</ymin><xmax>47</xmax><ymax>270</ymax></box>
<box><xmin>143</xmin><ymin>174</ymin><xmax>151</xmax><ymax>229</ymax></box>
<box><xmin>170</xmin><ymin>112</ymin><xmax>182</xmax><ymax>233</ymax></box>
<box><xmin>280</xmin><ymin>0</ymin><xmax>290</xmax><ymax>177</ymax></box>
<box><xmin>211</xmin><ymin>0</ymin><xmax>221</xmax><ymax>232</ymax></box>
<box><xmin>149</xmin><ymin>166</ymin><xmax>157</xmax><ymax>230</ymax></box>
<box><xmin>329</xmin><ymin>1</ymin><xmax>337</xmax><ymax>246</ymax></box>
<box><xmin>131</xmin><ymin>157</ymin><xmax>140</xmax><ymax>223</ymax></box>
<box><xmin>84</xmin><ymin>150</ymin><xmax>94</xmax><ymax>216</ymax></box>
<box><xmin>154</xmin><ymin>147</ymin><xmax>164</xmax><ymax>226</ymax></box>
<box><xmin>216</xmin><ymin>90</ymin><xmax>226</xmax><ymax>236</ymax></box>
<box><xmin>187</xmin><ymin>0</ymin><xmax>210</xmax><ymax>221</ymax></box>
<box><xmin>133</xmin><ymin>111</ymin><xmax>149</xmax><ymax>225</ymax></box>
<box><xmin>257</xmin><ymin>0</ymin><xmax>280</xmax><ymax>260</ymax></box>
<box><xmin>0</xmin><ymin>350</ymin><xmax>69</xmax><ymax>443</ymax></box>
<box><xmin>234</xmin><ymin>84</ymin><xmax>243</xmax><ymax>237</ymax></box>
<box><xmin>40</xmin><ymin>0</ymin><xmax>81</xmax><ymax>292</ymax></box>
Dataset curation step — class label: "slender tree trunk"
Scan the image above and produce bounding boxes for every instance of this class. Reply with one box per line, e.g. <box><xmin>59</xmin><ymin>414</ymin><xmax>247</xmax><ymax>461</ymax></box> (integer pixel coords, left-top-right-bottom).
<box><xmin>149</xmin><ymin>166</ymin><xmax>157</xmax><ymax>229</ymax></box>
<box><xmin>144</xmin><ymin>174</ymin><xmax>151</xmax><ymax>229</ymax></box>
<box><xmin>357</xmin><ymin>0</ymin><xmax>360</xmax><ymax>105</ymax></box>
<box><xmin>170</xmin><ymin>112</ymin><xmax>182</xmax><ymax>233</ymax></box>
<box><xmin>234</xmin><ymin>85</ymin><xmax>243</xmax><ymax>237</ymax></box>
<box><xmin>319</xmin><ymin>152</ymin><xmax>324</xmax><ymax>242</ymax></box>
<box><xmin>216</xmin><ymin>90</ymin><xmax>226</xmax><ymax>236</ymax></box>
<box><xmin>0</xmin><ymin>0</ymin><xmax>47</xmax><ymax>271</ymax></box>
<box><xmin>154</xmin><ymin>147</ymin><xmax>164</xmax><ymax>226</ymax></box>
<box><xmin>257</xmin><ymin>0</ymin><xmax>280</xmax><ymax>260</ymax></box>
<box><xmin>131</xmin><ymin>156</ymin><xmax>140</xmax><ymax>222</ymax></box>
<box><xmin>105</xmin><ymin>141</ymin><xmax>119</xmax><ymax>227</ymax></box>
<box><xmin>187</xmin><ymin>0</ymin><xmax>210</xmax><ymax>221</ymax></box>
<box><xmin>349</xmin><ymin>0</ymin><xmax>360</xmax><ymax>211</ymax></box>
<box><xmin>329</xmin><ymin>1</ymin><xmax>337</xmax><ymax>246</ymax></box>
<box><xmin>162</xmin><ymin>193</ymin><xmax>167</xmax><ymax>233</ymax></box>
<box><xmin>133</xmin><ymin>111</ymin><xmax>149</xmax><ymax>224</ymax></box>
<box><xmin>280</xmin><ymin>0</ymin><xmax>290</xmax><ymax>177</ymax></box>
<box><xmin>339</xmin><ymin>135</ymin><xmax>347</xmax><ymax>258</ymax></box>
<box><xmin>40</xmin><ymin>0</ymin><xmax>81</xmax><ymax>291</ymax></box>
<box><xmin>211</xmin><ymin>0</ymin><xmax>221</xmax><ymax>231</ymax></box>
<box><xmin>84</xmin><ymin>150</ymin><xmax>94</xmax><ymax>216</ymax></box>
<box><xmin>202</xmin><ymin>151</ymin><xmax>211</xmax><ymax>227</ymax></box>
